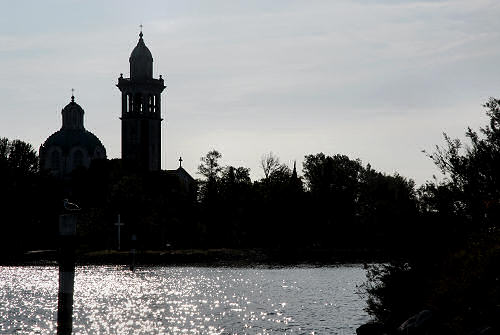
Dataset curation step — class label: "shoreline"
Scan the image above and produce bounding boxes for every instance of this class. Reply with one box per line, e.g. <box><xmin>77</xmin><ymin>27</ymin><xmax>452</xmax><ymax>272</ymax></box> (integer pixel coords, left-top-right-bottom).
<box><xmin>1</xmin><ymin>247</ymin><xmax>389</xmax><ymax>266</ymax></box>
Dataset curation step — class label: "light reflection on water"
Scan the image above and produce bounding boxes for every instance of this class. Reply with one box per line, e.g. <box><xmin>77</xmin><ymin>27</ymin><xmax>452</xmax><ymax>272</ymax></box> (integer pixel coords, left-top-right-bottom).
<box><xmin>0</xmin><ymin>265</ymin><xmax>369</xmax><ymax>334</ymax></box>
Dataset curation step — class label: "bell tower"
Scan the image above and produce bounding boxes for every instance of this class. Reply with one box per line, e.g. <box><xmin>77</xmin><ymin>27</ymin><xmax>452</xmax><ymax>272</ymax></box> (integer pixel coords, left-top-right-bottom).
<box><xmin>117</xmin><ymin>30</ymin><xmax>165</xmax><ymax>171</ymax></box>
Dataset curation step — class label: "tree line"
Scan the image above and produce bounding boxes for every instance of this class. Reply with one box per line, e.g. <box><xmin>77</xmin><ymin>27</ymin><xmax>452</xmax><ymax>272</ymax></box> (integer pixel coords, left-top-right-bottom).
<box><xmin>0</xmin><ymin>137</ymin><xmax>418</xmax><ymax>259</ymax></box>
<box><xmin>195</xmin><ymin>150</ymin><xmax>417</xmax><ymax>258</ymax></box>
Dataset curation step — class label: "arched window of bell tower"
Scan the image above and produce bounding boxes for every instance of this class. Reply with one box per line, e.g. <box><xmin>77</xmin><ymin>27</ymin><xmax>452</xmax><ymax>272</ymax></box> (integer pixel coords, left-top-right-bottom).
<box><xmin>148</xmin><ymin>95</ymin><xmax>154</xmax><ymax>113</ymax></box>
<box><xmin>134</xmin><ymin>93</ymin><xmax>142</xmax><ymax>114</ymax></box>
<box><xmin>128</xmin><ymin>93</ymin><xmax>134</xmax><ymax>113</ymax></box>
<box><xmin>155</xmin><ymin>94</ymin><xmax>160</xmax><ymax>113</ymax></box>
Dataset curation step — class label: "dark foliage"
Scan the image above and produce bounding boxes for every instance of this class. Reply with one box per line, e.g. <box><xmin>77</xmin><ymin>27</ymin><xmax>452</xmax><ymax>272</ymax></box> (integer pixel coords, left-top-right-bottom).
<box><xmin>363</xmin><ymin>99</ymin><xmax>500</xmax><ymax>334</ymax></box>
<box><xmin>1</xmin><ymin>137</ymin><xmax>420</xmax><ymax>260</ymax></box>
<box><xmin>302</xmin><ymin>153</ymin><xmax>417</xmax><ymax>251</ymax></box>
<box><xmin>189</xmin><ymin>150</ymin><xmax>418</xmax><ymax>258</ymax></box>
<box><xmin>0</xmin><ymin>137</ymin><xmax>56</xmax><ymax>257</ymax></box>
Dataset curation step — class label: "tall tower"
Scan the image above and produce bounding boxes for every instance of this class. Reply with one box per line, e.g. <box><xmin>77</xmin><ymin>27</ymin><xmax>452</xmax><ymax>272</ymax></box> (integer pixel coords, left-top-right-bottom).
<box><xmin>117</xmin><ymin>30</ymin><xmax>165</xmax><ymax>171</ymax></box>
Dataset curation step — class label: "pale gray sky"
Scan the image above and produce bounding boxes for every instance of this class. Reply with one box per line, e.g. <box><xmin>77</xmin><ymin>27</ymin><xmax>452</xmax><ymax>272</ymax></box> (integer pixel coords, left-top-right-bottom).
<box><xmin>2</xmin><ymin>0</ymin><xmax>500</xmax><ymax>185</ymax></box>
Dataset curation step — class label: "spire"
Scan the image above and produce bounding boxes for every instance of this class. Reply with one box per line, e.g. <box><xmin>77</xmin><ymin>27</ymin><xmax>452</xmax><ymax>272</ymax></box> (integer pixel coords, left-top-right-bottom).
<box><xmin>290</xmin><ymin>160</ymin><xmax>302</xmax><ymax>191</ymax></box>
<box><xmin>71</xmin><ymin>88</ymin><xmax>75</xmax><ymax>103</ymax></box>
<box><xmin>129</xmin><ymin>26</ymin><xmax>153</xmax><ymax>79</ymax></box>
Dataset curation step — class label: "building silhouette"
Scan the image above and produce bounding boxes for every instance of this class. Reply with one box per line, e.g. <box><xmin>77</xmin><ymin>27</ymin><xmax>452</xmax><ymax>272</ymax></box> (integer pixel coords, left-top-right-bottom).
<box><xmin>39</xmin><ymin>95</ymin><xmax>107</xmax><ymax>177</ymax></box>
<box><xmin>40</xmin><ymin>30</ymin><xmax>194</xmax><ymax>189</ymax></box>
<box><xmin>117</xmin><ymin>31</ymin><xmax>166</xmax><ymax>171</ymax></box>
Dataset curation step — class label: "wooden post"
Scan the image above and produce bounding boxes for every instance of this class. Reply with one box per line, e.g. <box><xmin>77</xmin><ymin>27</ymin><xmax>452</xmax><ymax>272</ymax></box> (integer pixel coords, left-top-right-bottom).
<box><xmin>57</xmin><ymin>214</ymin><xmax>77</xmax><ymax>335</ymax></box>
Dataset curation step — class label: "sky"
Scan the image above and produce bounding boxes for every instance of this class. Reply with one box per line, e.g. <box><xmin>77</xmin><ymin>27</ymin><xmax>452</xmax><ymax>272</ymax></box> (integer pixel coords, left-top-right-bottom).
<box><xmin>2</xmin><ymin>0</ymin><xmax>500</xmax><ymax>185</ymax></box>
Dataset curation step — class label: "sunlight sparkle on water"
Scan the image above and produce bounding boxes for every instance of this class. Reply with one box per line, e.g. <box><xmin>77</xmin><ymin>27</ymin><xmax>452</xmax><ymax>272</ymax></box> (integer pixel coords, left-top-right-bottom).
<box><xmin>1</xmin><ymin>265</ymin><xmax>369</xmax><ymax>334</ymax></box>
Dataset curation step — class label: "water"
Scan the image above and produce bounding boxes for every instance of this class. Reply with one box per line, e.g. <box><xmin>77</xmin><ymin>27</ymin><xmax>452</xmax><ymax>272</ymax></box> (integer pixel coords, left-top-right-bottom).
<box><xmin>0</xmin><ymin>265</ymin><xmax>370</xmax><ymax>334</ymax></box>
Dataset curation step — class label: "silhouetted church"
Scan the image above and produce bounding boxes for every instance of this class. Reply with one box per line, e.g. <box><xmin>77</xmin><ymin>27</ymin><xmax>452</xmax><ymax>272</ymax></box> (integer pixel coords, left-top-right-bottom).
<box><xmin>40</xmin><ymin>30</ymin><xmax>194</xmax><ymax>189</ymax></box>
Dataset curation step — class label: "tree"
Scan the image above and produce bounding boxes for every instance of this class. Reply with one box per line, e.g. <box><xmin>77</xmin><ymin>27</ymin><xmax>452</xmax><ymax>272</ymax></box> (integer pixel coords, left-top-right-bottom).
<box><xmin>8</xmin><ymin>139</ymin><xmax>39</xmax><ymax>176</ymax></box>
<box><xmin>426</xmin><ymin>97</ymin><xmax>500</xmax><ymax>229</ymax></box>
<box><xmin>358</xmin><ymin>168</ymin><xmax>417</xmax><ymax>250</ymax></box>
<box><xmin>197</xmin><ymin>150</ymin><xmax>222</xmax><ymax>204</ymax></box>
<box><xmin>303</xmin><ymin>153</ymin><xmax>363</xmax><ymax>216</ymax></box>
<box><xmin>198</xmin><ymin>150</ymin><xmax>223</xmax><ymax>182</ymax></box>
<box><xmin>0</xmin><ymin>138</ymin><xmax>48</xmax><ymax>255</ymax></box>
<box><xmin>218</xmin><ymin>165</ymin><xmax>254</xmax><ymax>246</ymax></box>
<box><xmin>0</xmin><ymin>137</ymin><xmax>38</xmax><ymax>176</ymax></box>
<box><xmin>220</xmin><ymin>165</ymin><xmax>252</xmax><ymax>203</ymax></box>
<box><xmin>261</xmin><ymin>152</ymin><xmax>283</xmax><ymax>179</ymax></box>
<box><xmin>221</xmin><ymin>166</ymin><xmax>251</xmax><ymax>186</ymax></box>
<box><xmin>0</xmin><ymin>138</ymin><xmax>9</xmax><ymax>165</ymax></box>
<box><xmin>363</xmin><ymin>99</ymin><xmax>500</xmax><ymax>333</ymax></box>
<box><xmin>303</xmin><ymin>153</ymin><xmax>363</xmax><ymax>195</ymax></box>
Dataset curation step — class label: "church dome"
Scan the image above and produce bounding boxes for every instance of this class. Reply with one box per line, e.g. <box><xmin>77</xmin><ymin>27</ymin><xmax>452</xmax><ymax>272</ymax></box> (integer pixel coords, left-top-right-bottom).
<box><xmin>130</xmin><ymin>31</ymin><xmax>153</xmax><ymax>79</ymax></box>
<box><xmin>62</xmin><ymin>97</ymin><xmax>84</xmax><ymax>114</ymax></box>
<box><xmin>42</xmin><ymin>128</ymin><xmax>105</xmax><ymax>156</ymax></box>
<box><xmin>39</xmin><ymin>95</ymin><xmax>106</xmax><ymax>177</ymax></box>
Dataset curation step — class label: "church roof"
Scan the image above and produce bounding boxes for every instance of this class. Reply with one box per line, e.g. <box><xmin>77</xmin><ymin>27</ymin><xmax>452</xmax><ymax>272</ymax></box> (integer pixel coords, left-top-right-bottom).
<box><xmin>62</xmin><ymin>97</ymin><xmax>84</xmax><ymax>113</ymax></box>
<box><xmin>61</xmin><ymin>95</ymin><xmax>85</xmax><ymax>130</ymax></box>
<box><xmin>176</xmin><ymin>166</ymin><xmax>195</xmax><ymax>182</ymax></box>
<box><xmin>42</xmin><ymin>129</ymin><xmax>105</xmax><ymax>155</ymax></box>
<box><xmin>41</xmin><ymin>96</ymin><xmax>106</xmax><ymax>155</ymax></box>
<box><xmin>129</xmin><ymin>31</ymin><xmax>153</xmax><ymax>79</ymax></box>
